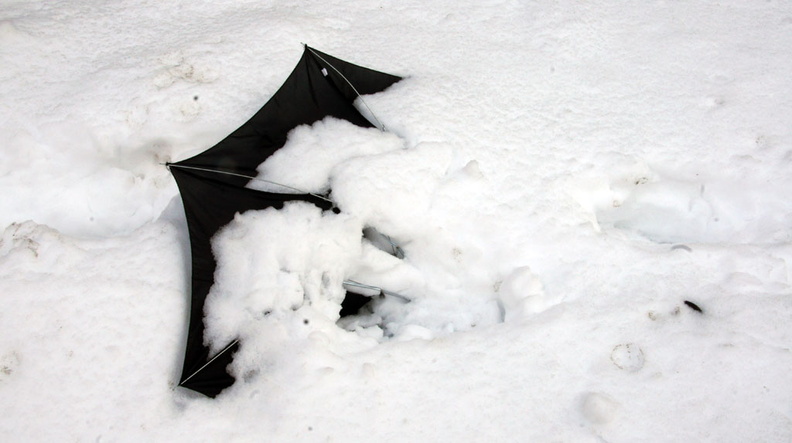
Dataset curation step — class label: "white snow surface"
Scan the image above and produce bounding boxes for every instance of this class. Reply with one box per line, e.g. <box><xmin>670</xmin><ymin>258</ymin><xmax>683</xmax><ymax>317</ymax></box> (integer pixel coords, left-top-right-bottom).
<box><xmin>2</xmin><ymin>1</ymin><xmax>792</xmax><ymax>441</ymax></box>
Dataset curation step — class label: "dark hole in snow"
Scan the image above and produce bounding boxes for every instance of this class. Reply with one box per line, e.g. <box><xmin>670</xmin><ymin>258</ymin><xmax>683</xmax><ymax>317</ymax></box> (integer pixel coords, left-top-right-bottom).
<box><xmin>339</xmin><ymin>291</ymin><xmax>373</xmax><ymax>317</ymax></box>
<box><xmin>242</xmin><ymin>369</ymin><xmax>259</xmax><ymax>382</ymax></box>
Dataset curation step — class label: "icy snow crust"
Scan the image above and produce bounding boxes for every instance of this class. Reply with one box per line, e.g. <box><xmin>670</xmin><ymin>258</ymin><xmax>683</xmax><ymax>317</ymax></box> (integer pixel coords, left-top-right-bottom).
<box><xmin>2</xmin><ymin>1</ymin><xmax>792</xmax><ymax>441</ymax></box>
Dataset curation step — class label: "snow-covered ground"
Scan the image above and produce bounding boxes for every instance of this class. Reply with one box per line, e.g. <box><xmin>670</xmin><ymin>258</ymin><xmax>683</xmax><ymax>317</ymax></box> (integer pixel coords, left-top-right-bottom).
<box><xmin>2</xmin><ymin>1</ymin><xmax>792</xmax><ymax>441</ymax></box>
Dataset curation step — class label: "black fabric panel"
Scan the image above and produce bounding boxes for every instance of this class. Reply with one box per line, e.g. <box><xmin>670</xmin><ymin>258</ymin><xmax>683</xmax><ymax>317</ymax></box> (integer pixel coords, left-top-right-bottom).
<box><xmin>173</xmin><ymin>46</ymin><xmax>403</xmax><ymax>187</ymax></box>
<box><xmin>172</xmin><ymin>166</ymin><xmax>332</xmax><ymax>397</ymax></box>
<box><xmin>305</xmin><ymin>46</ymin><xmax>403</xmax><ymax>101</ymax></box>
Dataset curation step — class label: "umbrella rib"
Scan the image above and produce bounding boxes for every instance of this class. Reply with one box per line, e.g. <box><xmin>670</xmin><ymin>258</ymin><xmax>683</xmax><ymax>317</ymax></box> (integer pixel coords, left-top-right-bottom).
<box><xmin>343</xmin><ymin>279</ymin><xmax>410</xmax><ymax>302</ymax></box>
<box><xmin>179</xmin><ymin>339</ymin><xmax>239</xmax><ymax>386</ymax></box>
<box><xmin>166</xmin><ymin>163</ymin><xmax>334</xmax><ymax>204</ymax></box>
<box><xmin>305</xmin><ymin>46</ymin><xmax>388</xmax><ymax>132</ymax></box>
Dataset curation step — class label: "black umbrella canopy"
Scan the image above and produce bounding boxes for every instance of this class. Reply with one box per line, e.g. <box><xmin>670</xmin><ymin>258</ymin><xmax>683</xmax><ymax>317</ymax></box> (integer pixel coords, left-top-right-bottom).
<box><xmin>174</xmin><ymin>45</ymin><xmax>402</xmax><ymax>186</ymax></box>
<box><xmin>169</xmin><ymin>46</ymin><xmax>403</xmax><ymax>397</ymax></box>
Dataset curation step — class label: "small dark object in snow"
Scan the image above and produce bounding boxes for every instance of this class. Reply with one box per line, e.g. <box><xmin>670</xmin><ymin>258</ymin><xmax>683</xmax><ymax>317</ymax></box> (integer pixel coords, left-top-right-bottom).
<box><xmin>303</xmin><ymin>319</ymin><xmax>310</xmax><ymax>325</ymax></box>
<box><xmin>684</xmin><ymin>300</ymin><xmax>703</xmax><ymax>313</ymax></box>
<box><xmin>193</xmin><ymin>95</ymin><xmax>199</xmax><ymax>101</ymax></box>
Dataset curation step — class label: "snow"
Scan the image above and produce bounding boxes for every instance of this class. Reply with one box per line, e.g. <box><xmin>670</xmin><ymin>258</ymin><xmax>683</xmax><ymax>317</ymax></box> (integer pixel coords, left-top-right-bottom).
<box><xmin>2</xmin><ymin>1</ymin><xmax>792</xmax><ymax>441</ymax></box>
